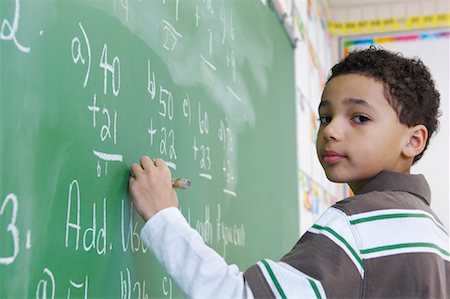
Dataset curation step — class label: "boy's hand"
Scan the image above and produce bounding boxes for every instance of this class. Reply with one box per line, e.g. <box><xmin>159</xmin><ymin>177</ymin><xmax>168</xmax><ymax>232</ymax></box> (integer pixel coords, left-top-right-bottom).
<box><xmin>129</xmin><ymin>156</ymin><xmax>179</xmax><ymax>222</ymax></box>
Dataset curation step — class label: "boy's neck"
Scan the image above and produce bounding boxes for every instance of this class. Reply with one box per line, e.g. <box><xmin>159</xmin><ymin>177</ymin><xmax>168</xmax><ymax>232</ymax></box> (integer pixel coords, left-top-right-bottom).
<box><xmin>349</xmin><ymin>180</ymin><xmax>371</xmax><ymax>194</ymax></box>
<box><xmin>349</xmin><ymin>169</ymin><xmax>412</xmax><ymax>194</ymax></box>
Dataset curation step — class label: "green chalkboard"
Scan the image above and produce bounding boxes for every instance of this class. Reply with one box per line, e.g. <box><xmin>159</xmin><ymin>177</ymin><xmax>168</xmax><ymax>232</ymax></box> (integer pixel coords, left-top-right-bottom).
<box><xmin>1</xmin><ymin>0</ymin><xmax>298</xmax><ymax>297</ymax></box>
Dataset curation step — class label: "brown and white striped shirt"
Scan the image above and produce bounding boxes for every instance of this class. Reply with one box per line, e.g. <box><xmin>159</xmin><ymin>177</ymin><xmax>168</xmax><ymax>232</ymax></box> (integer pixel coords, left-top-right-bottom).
<box><xmin>141</xmin><ymin>171</ymin><xmax>449</xmax><ymax>298</ymax></box>
<box><xmin>244</xmin><ymin>171</ymin><xmax>449</xmax><ymax>298</ymax></box>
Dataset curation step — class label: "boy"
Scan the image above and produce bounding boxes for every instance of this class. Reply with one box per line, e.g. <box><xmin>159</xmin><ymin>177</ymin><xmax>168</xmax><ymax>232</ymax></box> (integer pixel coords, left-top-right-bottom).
<box><xmin>129</xmin><ymin>47</ymin><xmax>449</xmax><ymax>298</ymax></box>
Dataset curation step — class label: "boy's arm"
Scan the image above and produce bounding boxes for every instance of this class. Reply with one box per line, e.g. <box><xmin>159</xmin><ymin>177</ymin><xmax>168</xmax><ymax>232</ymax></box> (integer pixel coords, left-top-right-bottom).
<box><xmin>129</xmin><ymin>156</ymin><xmax>253</xmax><ymax>297</ymax></box>
<box><xmin>140</xmin><ymin>207</ymin><xmax>253</xmax><ymax>298</ymax></box>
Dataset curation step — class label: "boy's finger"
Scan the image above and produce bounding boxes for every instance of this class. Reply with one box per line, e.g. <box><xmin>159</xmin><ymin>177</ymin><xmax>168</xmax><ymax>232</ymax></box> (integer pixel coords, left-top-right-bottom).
<box><xmin>153</xmin><ymin>158</ymin><xmax>164</xmax><ymax>167</ymax></box>
<box><xmin>154</xmin><ymin>159</ymin><xmax>170</xmax><ymax>174</ymax></box>
<box><xmin>140</xmin><ymin>155</ymin><xmax>155</xmax><ymax>170</ymax></box>
<box><xmin>130</xmin><ymin>163</ymin><xmax>143</xmax><ymax>177</ymax></box>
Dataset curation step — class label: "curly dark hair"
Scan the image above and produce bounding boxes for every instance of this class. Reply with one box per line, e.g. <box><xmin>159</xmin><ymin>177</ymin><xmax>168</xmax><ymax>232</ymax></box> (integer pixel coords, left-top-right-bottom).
<box><xmin>327</xmin><ymin>46</ymin><xmax>441</xmax><ymax>164</ymax></box>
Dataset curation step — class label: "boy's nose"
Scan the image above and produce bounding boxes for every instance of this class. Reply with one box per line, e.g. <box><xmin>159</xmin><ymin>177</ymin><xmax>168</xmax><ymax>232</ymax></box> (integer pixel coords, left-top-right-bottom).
<box><xmin>322</xmin><ymin>119</ymin><xmax>343</xmax><ymax>141</ymax></box>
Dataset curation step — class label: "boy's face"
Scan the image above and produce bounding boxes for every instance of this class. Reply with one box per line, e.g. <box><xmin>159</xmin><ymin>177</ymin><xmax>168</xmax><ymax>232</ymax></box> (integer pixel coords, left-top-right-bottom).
<box><xmin>316</xmin><ymin>74</ymin><xmax>410</xmax><ymax>192</ymax></box>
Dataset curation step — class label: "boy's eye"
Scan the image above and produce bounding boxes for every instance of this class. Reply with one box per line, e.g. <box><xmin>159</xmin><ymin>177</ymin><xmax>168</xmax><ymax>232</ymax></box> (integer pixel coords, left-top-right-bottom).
<box><xmin>353</xmin><ymin>115</ymin><xmax>370</xmax><ymax>124</ymax></box>
<box><xmin>318</xmin><ymin>116</ymin><xmax>331</xmax><ymax>124</ymax></box>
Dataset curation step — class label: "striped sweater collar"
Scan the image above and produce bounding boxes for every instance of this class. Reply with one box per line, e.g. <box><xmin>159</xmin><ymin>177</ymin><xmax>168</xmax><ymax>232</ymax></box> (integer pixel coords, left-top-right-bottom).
<box><xmin>356</xmin><ymin>171</ymin><xmax>431</xmax><ymax>205</ymax></box>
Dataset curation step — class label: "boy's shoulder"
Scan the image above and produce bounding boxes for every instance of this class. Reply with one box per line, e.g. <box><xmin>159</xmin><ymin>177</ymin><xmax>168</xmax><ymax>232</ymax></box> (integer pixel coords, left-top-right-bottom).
<box><xmin>332</xmin><ymin>171</ymin><xmax>432</xmax><ymax>217</ymax></box>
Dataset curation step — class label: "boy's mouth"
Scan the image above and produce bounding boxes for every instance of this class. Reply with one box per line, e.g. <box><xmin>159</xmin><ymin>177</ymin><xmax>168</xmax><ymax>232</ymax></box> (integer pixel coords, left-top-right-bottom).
<box><xmin>322</xmin><ymin>150</ymin><xmax>346</xmax><ymax>164</ymax></box>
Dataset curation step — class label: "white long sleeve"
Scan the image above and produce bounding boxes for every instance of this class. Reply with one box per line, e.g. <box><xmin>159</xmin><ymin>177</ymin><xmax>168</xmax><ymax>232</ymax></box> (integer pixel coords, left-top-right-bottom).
<box><xmin>140</xmin><ymin>207</ymin><xmax>254</xmax><ymax>298</ymax></box>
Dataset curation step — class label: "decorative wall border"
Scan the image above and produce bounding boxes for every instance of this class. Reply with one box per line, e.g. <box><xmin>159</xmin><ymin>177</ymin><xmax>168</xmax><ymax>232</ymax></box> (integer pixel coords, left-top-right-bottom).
<box><xmin>341</xmin><ymin>30</ymin><xmax>450</xmax><ymax>56</ymax></box>
<box><xmin>329</xmin><ymin>13</ymin><xmax>450</xmax><ymax>36</ymax></box>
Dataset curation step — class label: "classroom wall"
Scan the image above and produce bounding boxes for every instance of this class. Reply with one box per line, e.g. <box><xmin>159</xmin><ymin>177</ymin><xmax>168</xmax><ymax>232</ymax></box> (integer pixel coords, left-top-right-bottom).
<box><xmin>328</xmin><ymin>0</ymin><xmax>450</xmax><ymax>62</ymax></box>
<box><xmin>287</xmin><ymin>0</ymin><xmax>348</xmax><ymax>235</ymax></box>
<box><xmin>327</xmin><ymin>0</ymin><xmax>450</xmax><ymax>230</ymax></box>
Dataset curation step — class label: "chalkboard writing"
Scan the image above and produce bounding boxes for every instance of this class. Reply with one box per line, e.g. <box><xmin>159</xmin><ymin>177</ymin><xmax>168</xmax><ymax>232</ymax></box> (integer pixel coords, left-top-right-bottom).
<box><xmin>1</xmin><ymin>0</ymin><xmax>298</xmax><ymax>297</ymax></box>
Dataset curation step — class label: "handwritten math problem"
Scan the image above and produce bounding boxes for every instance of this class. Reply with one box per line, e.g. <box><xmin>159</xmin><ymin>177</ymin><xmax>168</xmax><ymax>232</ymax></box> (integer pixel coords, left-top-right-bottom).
<box><xmin>1</xmin><ymin>0</ymin><xmax>298</xmax><ymax>297</ymax></box>
<box><xmin>1</xmin><ymin>0</ymin><xmax>249</xmax><ymax>298</ymax></box>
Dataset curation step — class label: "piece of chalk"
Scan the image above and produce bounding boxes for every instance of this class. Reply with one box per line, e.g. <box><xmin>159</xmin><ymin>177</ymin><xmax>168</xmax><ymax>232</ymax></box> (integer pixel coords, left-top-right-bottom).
<box><xmin>172</xmin><ymin>178</ymin><xmax>191</xmax><ymax>189</ymax></box>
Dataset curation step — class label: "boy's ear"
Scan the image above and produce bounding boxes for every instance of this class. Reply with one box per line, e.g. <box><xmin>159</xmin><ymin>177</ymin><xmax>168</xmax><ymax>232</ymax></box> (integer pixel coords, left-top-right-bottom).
<box><xmin>402</xmin><ymin>124</ymin><xmax>428</xmax><ymax>159</ymax></box>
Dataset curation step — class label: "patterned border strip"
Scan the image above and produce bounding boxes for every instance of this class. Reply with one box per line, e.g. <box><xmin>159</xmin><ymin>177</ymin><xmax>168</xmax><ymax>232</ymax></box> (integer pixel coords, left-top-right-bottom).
<box><xmin>329</xmin><ymin>13</ymin><xmax>450</xmax><ymax>36</ymax></box>
<box><xmin>342</xmin><ymin>30</ymin><xmax>450</xmax><ymax>56</ymax></box>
